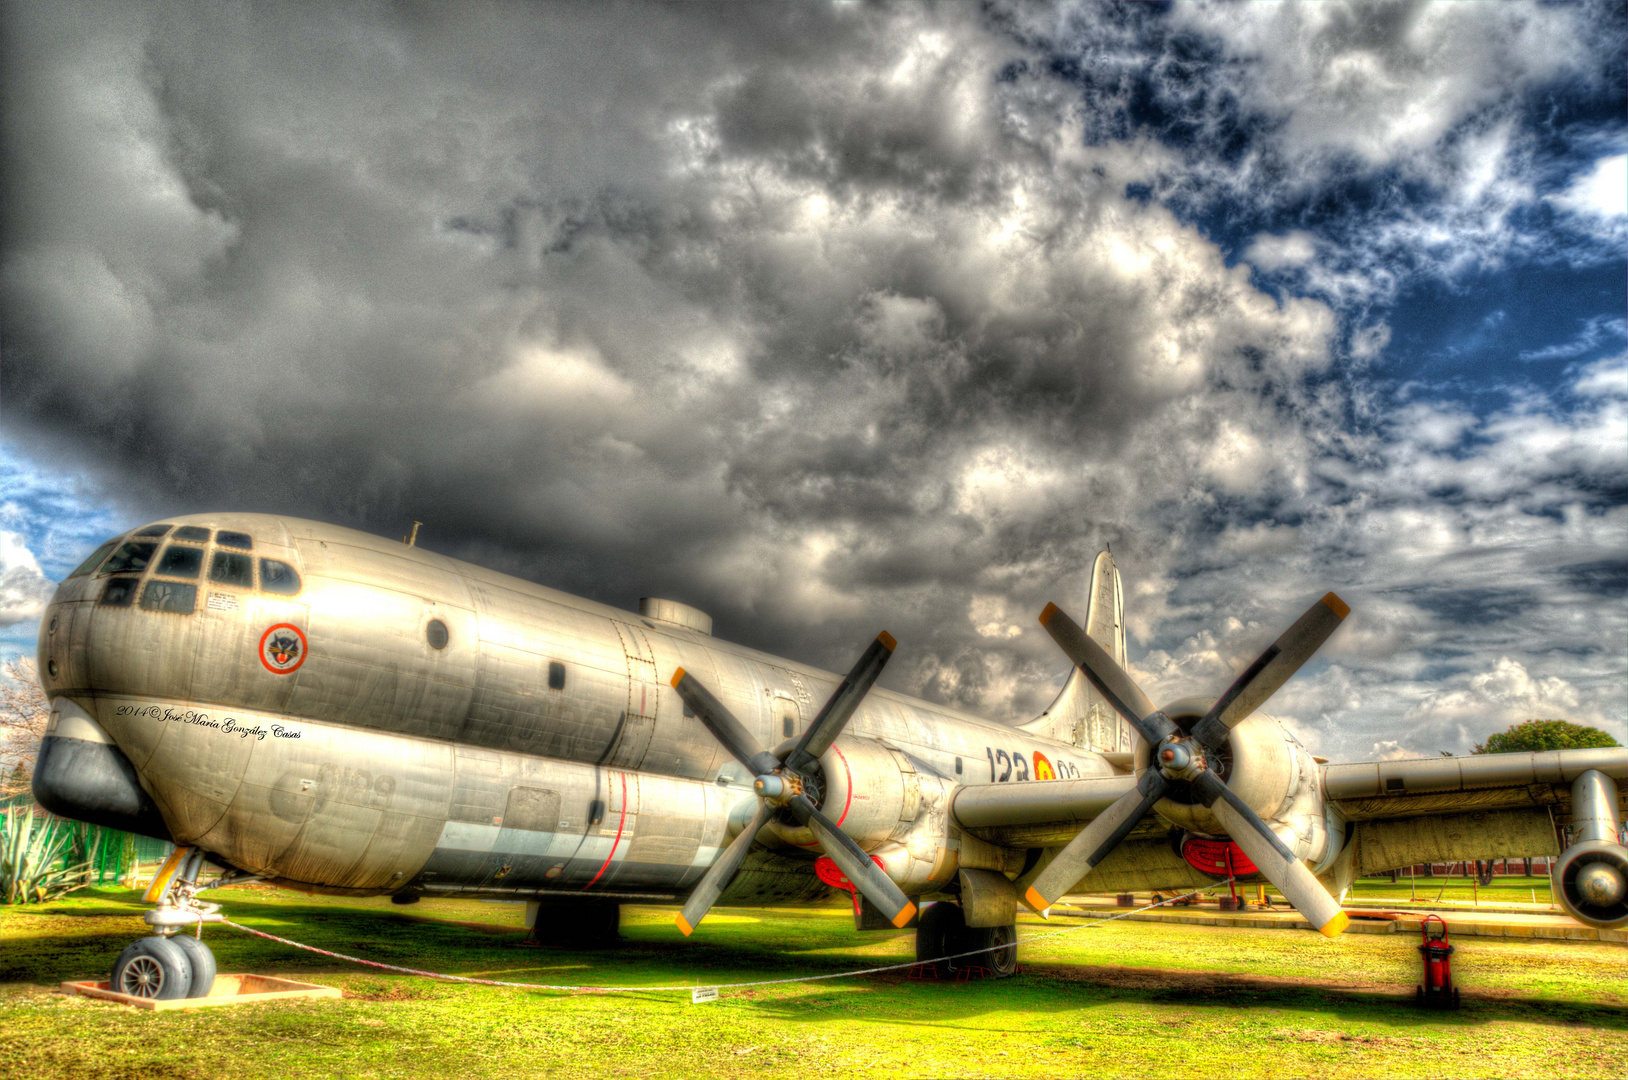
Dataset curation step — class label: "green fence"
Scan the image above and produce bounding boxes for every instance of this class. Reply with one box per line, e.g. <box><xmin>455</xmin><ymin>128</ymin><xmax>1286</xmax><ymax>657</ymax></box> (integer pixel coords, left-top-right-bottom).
<box><xmin>2</xmin><ymin>794</ymin><xmax>172</xmax><ymax>886</ymax></box>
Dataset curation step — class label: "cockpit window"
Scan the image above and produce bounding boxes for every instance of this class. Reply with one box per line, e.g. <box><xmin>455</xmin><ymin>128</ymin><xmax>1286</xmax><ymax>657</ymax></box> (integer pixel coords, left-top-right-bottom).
<box><xmin>173</xmin><ymin>525</ymin><xmax>211</xmax><ymax>542</ymax></box>
<box><xmin>68</xmin><ymin>539</ymin><xmax>121</xmax><ymax>578</ymax></box>
<box><xmin>141</xmin><ymin>580</ymin><xmax>197</xmax><ymax>614</ymax></box>
<box><xmin>259</xmin><ymin>559</ymin><xmax>301</xmax><ymax>595</ymax></box>
<box><xmin>216</xmin><ymin>531</ymin><xmax>252</xmax><ymax>550</ymax></box>
<box><xmin>156</xmin><ymin>545</ymin><xmax>204</xmax><ymax>579</ymax></box>
<box><xmin>134</xmin><ymin>524</ymin><xmax>172</xmax><ymax>538</ymax></box>
<box><xmin>210</xmin><ymin>551</ymin><xmax>253</xmax><ymax>588</ymax></box>
<box><xmin>102</xmin><ymin>542</ymin><xmax>158</xmax><ymax>575</ymax></box>
<box><xmin>99</xmin><ymin>577</ymin><xmax>140</xmax><ymax>607</ymax></box>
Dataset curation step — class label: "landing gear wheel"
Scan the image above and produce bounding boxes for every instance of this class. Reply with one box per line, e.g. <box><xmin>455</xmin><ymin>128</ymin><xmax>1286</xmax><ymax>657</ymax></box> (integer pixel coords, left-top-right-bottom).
<box><xmin>965</xmin><ymin>923</ymin><xmax>1019</xmax><ymax>978</ymax></box>
<box><xmin>915</xmin><ymin>901</ymin><xmax>967</xmax><ymax>977</ymax></box>
<box><xmin>111</xmin><ymin>936</ymin><xmax>193</xmax><ymax>1000</ymax></box>
<box><xmin>170</xmin><ymin>934</ymin><xmax>217</xmax><ymax>998</ymax></box>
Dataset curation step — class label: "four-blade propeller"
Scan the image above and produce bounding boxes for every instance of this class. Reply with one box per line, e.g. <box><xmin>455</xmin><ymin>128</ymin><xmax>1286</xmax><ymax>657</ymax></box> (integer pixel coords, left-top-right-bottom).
<box><xmin>671</xmin><ymin>632</ymin><xmax>917</xmax><ymax>936</ymax></box>
<box><xmin>1021</xmin><ymin>594</ymin><xmax>1351</xmax><ymax>937</ymax></box>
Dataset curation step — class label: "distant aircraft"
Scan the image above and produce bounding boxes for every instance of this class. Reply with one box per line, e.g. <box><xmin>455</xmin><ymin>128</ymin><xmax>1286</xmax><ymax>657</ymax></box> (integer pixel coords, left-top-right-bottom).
<box><xmin>33</xmin><ymin>514</ymin><xmax>1628</xmax><ymax>999</ymax></box>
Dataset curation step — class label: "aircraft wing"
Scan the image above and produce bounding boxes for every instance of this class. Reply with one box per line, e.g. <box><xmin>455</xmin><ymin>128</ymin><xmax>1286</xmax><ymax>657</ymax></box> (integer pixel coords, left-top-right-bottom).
<box><xmin>950</xmin><ymin>747</ymin><xmax>1626</xmax><ymax>843</ymax></box>
<box><xmin>1320</xmin><ymin>746</ymin><xmax>1626</xmax><ymax>820</ymax></box>
<box><xmin>947</xmin><ymin>746</ymin><xmax>1628</xmax><ymax>922</ymax></box>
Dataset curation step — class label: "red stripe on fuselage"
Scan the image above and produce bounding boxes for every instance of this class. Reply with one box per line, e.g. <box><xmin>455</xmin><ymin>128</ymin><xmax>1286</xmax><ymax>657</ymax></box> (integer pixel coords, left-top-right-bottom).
<box><xmin>584</xmin><ymin>772</ymin><xmax>629</xmax><ymax>889</ymax></box>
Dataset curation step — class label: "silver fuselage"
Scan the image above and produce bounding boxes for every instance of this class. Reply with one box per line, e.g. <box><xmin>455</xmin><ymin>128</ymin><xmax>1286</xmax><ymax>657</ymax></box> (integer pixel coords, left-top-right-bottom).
<box><xmin>39</xmin><ymin>513</ymin><xmax>1106</xmax><ymax>903</ymax></box>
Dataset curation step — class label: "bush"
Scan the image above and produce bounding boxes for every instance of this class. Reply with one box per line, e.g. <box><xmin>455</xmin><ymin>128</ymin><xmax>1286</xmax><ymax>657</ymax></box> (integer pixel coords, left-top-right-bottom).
<box><xmin>1</xmin><ymin>804</ymin><xmax>87</xmax><ymax>904</ymax></box>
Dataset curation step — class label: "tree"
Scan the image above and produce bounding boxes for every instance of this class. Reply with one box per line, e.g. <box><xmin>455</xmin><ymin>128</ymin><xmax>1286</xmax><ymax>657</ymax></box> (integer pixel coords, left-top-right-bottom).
<box><xmin>1473</xmin><ymin>719</ymin><xmax>1621</xmax><ymax>755</ymax></box>
<box><xmin>0</xmin><ymin>659</ymin><xmax>49</xmax><ymax>798</ymax></box>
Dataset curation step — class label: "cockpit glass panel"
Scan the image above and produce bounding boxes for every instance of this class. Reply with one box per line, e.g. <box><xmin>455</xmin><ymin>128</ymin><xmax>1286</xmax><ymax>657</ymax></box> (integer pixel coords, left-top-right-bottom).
<box><xmin>141</xmin><ymin>580</ymin><xmax>197</xmax><ymax>614</ymax></box>
<box><xmin>259</xmin><ymin>559</ymin><xmax>301</xmax><ymax>595</ymax></box>
<box><xmin>99</xmin><ymin>577</ymin><xmax>140</xmax><ymax>607</ymax></box>
<box><xmin>173</xmin><ymin>525</ymin><xmax>211</xmax><ymax>542</ymax></box>
<box><xmin>68</xmin><ymin>539</ymin><xmax>121</xmax><ymax>578</ymax></box>
<box><xmin>210</xmin><ymin>551</ymin><xmax>253</xmax><ymax>588</ymax></box>
<box><xmin>102</xmin><ymin>542</ymin><xmax>158</xmax><ymax>575</ymax></box>
<box><xmin>133</xmin><ymin>524</ymin><xmax>172</xmax><ymax>538</ymax></box>
<box><xmin>156</xmin><ymin>545</ymin><xmax>204</xmax><ymax>579</ymax></box>
<box><xmin>216</xmin><ymin>531</ymin><xmax>252</xmax><ymax>550</ymax></box>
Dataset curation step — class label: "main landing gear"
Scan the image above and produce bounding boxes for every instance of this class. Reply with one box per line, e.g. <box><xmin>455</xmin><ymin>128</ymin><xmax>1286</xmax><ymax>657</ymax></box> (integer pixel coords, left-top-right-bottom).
<box><xmin>110</xmin><ymin>846</ymin><xmax>222</xmax><ymax>1000</ymax></box>
<box><xmin>914</xmin><ymin>902</ymin><xmax>1018</xmax><ymax>979</ymax></box>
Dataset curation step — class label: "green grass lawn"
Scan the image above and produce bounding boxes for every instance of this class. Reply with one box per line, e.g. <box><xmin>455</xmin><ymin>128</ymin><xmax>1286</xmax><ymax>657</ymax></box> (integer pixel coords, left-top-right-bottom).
<box><xmin>1</xmin><ymin>885</ymin><xmax>1623</xmax><ymax>1080</ymax></box>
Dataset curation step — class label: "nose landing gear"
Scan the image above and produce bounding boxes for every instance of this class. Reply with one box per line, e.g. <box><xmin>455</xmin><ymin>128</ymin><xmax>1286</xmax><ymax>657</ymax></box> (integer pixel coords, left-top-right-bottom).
<box><xmin>110</xmin><ymin>846</ymin><xmax>222</xmax><ymax>999</ymax></box>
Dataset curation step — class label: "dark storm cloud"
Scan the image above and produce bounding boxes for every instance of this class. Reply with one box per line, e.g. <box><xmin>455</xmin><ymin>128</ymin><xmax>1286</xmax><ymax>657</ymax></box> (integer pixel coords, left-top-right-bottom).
<box><xmin>3</xmin><ymin>1</ymin><xmax>1623</xmax><ymax>756</ymax></box>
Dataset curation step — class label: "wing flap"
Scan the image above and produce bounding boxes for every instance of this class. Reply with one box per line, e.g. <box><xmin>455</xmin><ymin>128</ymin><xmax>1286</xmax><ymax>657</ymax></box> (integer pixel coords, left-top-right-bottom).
<box><xmin>1325</xmin><ymin>747</ymin><xmax>1626</xmax><ymax>821</ymax></box>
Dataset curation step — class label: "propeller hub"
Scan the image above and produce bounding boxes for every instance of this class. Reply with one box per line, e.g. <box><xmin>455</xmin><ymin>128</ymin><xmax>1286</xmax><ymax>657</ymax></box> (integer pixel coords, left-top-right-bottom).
<box><xmin>1156</xmin><ymin>737</ymin><xmax>1205</xmax><ymax>781</ymax></box>
<box><xmin>753</xmin><ymin>771</ymin><xmax>804</xmax><ymax>804</ymax></box>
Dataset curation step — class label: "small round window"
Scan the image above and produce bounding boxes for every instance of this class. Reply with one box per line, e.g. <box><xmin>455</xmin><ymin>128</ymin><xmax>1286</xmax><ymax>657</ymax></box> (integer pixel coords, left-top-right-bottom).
<box><xmin>426</xmin><ymin>619</ymin><xmax>449</xmax><ymax>650</ymax></box>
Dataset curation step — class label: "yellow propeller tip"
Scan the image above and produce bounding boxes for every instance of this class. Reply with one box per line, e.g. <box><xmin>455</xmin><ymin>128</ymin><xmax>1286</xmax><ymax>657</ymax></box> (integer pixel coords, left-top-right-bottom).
<box><xmin>1318</xmin><ymin>911</ymin><xmax>1350</xmax><ymax>938</ymax></box>
<box><xmin>676</xmin><ymin>915</ymin><xmax>695</xmax><ymax>937</ymax></box>
<box><xmin>891</xmin><ymin>902</ymin><xmax>917</xmax><ymax>928</ymax></box>
<box><xmin>1038</xmin><ymin>603</ymin><xmax>1059</xmax><ymax>627</ymax></box>
<box><xmin>1320</xmin><ymin>593</ymin><xmax>1350</xmax><ymax>619</ymax></box>
<box><xmin>1023</xmin><ymin>887</ymin><xmax>1051</xmax><ymax>917</ymax></box>
<box><xmin>877</xmin><ymin>631</ymin><xmax>897</xmax><ymax>652</ymax></box>
<box><xmin>671</xmin><ymin>668</ymin><xmax>686</xmax><ymax>689</ymax></box>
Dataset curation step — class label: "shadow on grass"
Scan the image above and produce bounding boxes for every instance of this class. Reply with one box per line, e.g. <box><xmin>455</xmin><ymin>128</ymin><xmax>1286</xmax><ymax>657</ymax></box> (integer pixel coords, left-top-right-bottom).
<box><xmin>4</xmin><ymin>887</ymin><xmax>1623</xmax><ymax>1035</ymax></box>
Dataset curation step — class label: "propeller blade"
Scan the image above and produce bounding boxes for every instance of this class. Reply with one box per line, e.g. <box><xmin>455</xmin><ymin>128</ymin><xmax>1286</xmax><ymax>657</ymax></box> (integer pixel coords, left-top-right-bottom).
<box><xmin>784</xmin><ymin>632</ymin><xmax>896</xmax><ymax>773</ymax></box>
<box><xmin>788</xmin><ymin>794</ymin><xmax>917</xmax><ymax>928</ymax></box>
<box><xmin>1191</xmin><ymin>593</ymin><xmax>1349</xmax><ymax>752</ymax></box>
<box><xmin>672</xmin><ymin>668</ymin><xmax>781</xmax><ymax>777</ymax></box>
<box><xmin>1022</xmin><ymin>769</ymin><xmax>1168</xmax><ymax>915</ymax></box>
<box><xmin>1039</xmin><ymin>603</ymin><xmax>1178</xmax><ymax>746</ymax></box>
<box><xmin>677</xmin><ymin>801</ymin><xmax>773</xmax><ymax>936</ymax></box>
<box><xmin>1192</xmin><ymin>770</ymin><xmax>1349</xmax><ymax>937</ymax></box>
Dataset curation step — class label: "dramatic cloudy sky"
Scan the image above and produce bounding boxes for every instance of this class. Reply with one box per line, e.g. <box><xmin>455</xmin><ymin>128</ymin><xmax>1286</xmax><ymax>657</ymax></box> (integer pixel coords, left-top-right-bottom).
<box><xmin>3</xmin><ymin>1</ymin><xmax>1624</xmax><ymax>760</ymax></box>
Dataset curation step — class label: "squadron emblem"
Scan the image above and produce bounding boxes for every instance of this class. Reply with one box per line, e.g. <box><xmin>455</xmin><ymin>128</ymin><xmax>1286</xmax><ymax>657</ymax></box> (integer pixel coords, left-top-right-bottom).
<box><xmin>259</xmin><ymin>623</ymin><xmax>307</xmax><ymax>674</ymax></box>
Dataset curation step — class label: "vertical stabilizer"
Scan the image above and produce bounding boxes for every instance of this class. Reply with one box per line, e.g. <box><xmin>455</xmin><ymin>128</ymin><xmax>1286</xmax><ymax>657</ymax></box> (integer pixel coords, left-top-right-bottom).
<box><xmin>1019</xmin><ymin>550</ymin><xmax>1131</xmax><ymax>754</ymax></box>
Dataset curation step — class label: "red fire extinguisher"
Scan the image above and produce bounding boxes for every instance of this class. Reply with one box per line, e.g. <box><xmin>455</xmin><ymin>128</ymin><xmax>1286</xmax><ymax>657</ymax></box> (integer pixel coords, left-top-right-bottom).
<box><xmin>1416</xmin><ymin>914</ymin><xmax>1460</xmax><ymax>1009</ymax></box>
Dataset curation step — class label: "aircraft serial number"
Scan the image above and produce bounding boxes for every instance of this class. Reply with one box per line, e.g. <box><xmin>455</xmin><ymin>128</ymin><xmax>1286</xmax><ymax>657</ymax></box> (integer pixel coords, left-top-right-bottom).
<box><xmin>984</xmin><ymin>746</ymin><xmax>1082</xmax><ymax>781</ymax></box>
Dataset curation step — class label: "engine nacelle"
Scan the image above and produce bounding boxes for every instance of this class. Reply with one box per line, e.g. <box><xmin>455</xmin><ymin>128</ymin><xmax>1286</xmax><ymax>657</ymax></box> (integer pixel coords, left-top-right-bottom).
<box><xmin>757</xmin><ymin>735</ymin><xmax>958</xmax><ymax>893</ymax></box>
<box><xmin>1151</xmin><ymin>698</ymin><xmax>1342</xmax><ymax>874</ymax></box>
<box><xmin>1151</xmin><ymin>699</ymin><xmax>1298</xmax><ymax>832</ymax></box>
<box><xmin>1552</xmin><ymin>770</ymin><xmax>1628</xmax><ymax>930</ymax></box>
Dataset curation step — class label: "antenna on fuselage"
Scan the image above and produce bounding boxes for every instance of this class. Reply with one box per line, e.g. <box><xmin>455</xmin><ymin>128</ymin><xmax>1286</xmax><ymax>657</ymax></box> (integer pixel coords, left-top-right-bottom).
<box><xmin>403</xmin><ymin>521</ymin><xmax>422</xmax><ymax>547</ymax></box>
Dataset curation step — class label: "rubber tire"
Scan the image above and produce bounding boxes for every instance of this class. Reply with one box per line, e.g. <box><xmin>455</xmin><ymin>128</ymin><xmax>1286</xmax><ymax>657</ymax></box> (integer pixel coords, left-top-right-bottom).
<box><xmin>169</xmin><ymin>935</ymin><xmax>217</xmax><ymax>998</ymax></box>
<box><xmin>964</xmin><ymin>923</ymin><xmax>1019</xmax><ymax>979</ymax></box>
<box><xmin>111</xmin><ymin>936</ymin><xmax>193</xmax><ymax>1000</ymax></box>
<box><xmin>915</xmin><ymin>901</ymin><xmax>968</xmax><ymax>976</ymax></box>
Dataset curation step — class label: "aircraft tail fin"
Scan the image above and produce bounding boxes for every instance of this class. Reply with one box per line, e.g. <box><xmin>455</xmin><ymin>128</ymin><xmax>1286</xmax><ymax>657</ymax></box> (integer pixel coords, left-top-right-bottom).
<box><xmin>1019</xmin><ymin>550</ymin><xmax>1132</xmax><ymax>754</ymax></box>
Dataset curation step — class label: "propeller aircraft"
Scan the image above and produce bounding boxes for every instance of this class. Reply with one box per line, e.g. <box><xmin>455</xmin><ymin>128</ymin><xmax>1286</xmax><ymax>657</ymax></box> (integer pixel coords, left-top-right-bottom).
<box><xmin>31</xmin><ymin>513</ymin><xmax>1628</xmax><ymax>999</ymax></box>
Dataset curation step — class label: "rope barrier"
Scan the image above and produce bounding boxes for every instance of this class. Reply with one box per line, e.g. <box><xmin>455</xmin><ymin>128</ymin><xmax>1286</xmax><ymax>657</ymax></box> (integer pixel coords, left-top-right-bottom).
<box><xmin>218</xmin><ymin>882</ymin><xmax>1226</xmax><ymax>996</ymax></box>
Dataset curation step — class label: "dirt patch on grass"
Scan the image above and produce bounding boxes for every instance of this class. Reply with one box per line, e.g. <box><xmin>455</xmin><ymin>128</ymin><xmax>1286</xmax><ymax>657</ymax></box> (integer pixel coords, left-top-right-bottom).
<box><xmin>344</xmin><ymin>980</ymin><xmax>437</xmax><ymax>1001</ymax></box>
<box><xmin>1273</xmin><ymin>1028</ymin><xmax>1418</xmax><ymax>1046</ymax></box>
